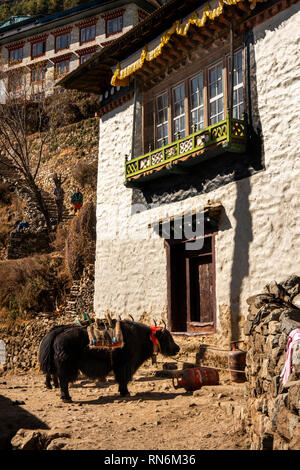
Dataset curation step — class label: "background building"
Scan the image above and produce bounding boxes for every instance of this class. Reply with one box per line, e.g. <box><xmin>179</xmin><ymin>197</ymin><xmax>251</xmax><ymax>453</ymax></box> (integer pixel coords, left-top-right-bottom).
<box><xmin>0</xmin><ymin>0</ymin><xmax>158</xmax><ymax>98</ymax></box>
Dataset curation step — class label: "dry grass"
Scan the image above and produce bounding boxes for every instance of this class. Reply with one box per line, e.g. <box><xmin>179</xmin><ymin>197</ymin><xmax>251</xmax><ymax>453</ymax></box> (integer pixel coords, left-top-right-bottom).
<box><xmin>0</xmin><ymin>190</ymin><xmax>25</xmax><ymax>255</ymax></box>
<box><xmin>64</xmin><ymin>201</ymin><xmax>96</xmax><ymax>280</ymax></box>
<box><xmin>72</xmin><ymin>160</ymin><xmax>98</xmax><ymax>189</ymax></box>
<box><xmin>0</xmin><ymin>182</ymin><xmax>12</xmax><ymax>204</ymax></box>
<box><xmin>0</xmin><ymin>253</ymin><xmax>69</xmax><ymax>323</ymax></box>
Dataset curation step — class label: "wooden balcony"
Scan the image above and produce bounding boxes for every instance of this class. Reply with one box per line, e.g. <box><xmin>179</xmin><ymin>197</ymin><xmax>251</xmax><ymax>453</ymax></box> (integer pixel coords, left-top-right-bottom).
<box><xmin>125</xmin><ymin>111</ymin><xmax>247</xmax><ymax>187</ymax></box>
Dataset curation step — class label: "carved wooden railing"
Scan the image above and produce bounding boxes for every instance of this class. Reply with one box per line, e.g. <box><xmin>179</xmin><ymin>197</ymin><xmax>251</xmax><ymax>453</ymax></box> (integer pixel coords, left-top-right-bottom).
<box><xmin>125</xmin><ymin>111</ymin><xmax>247</xmax><ymax>185</ymax></box>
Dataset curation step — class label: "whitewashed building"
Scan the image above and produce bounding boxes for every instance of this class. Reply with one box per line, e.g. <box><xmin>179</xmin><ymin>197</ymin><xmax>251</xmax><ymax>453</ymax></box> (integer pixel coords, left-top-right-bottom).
<box><xmin>60</xmin><ymin>0</ymin><xmax>300</xmax><ymax>348</ymax></box>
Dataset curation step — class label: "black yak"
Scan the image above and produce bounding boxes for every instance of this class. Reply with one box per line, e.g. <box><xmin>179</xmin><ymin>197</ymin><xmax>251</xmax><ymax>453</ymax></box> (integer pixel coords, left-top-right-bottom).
<box><xmin>38</xmin><ymin>319</ymin><xmax>180</xmax><ymax>402</ymax></box>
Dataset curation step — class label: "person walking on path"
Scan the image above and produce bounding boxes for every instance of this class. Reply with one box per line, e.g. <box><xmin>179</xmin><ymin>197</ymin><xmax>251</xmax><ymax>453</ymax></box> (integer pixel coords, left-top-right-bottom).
<box><xmin>53</xmin><ymin>173</ymin><xmax>66</xmax><ymax>224</ymax></box>
<box><xmin>71</xmin><ymin>188</ymin><xmax>83</xmax><ymax>214</ymax></box>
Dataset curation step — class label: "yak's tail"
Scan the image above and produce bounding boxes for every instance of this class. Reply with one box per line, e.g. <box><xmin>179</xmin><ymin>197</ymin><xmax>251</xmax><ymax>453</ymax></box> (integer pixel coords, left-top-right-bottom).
<box><xmin>38</xmin><ymin>325</ymin><xmax>76</xmax><ymax>374</ymax></box>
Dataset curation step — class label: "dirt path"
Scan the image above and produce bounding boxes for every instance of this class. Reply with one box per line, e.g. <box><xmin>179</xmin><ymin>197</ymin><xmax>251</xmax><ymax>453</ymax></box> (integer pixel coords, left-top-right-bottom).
<box><xmin>0</xmin><ymin>368</ymin><xmax>250</xmax><ymax>451</ymax></box>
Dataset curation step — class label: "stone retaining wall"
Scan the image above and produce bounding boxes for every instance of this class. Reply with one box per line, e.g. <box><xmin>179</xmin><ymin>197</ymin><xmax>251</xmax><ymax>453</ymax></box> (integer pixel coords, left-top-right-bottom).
<box><xmin>7</xmin><ymin>230</ymin><xmax>51</xmax><ymax>260</ymax></box>
<box><xmin>0</xmin><ymin>313</ymin><xmax>76</xmax><ymax>373</ymax></box>
<box><xmin>244</xmin><ymin>276</ymin><xmax>300</xmax><ymax>450</ymax></box>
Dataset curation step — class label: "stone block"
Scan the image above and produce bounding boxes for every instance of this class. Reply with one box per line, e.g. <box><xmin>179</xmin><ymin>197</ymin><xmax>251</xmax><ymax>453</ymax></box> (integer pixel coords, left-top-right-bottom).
<box><xmin>279</xmin><ymin>310</ymin><xmax>300</xmax><ymax>335</ymax></box>
<box><xmin>275</xmin><ymin>407</ymin><xmax>299</xmax><ymax>442</ymax></box>
<box><xmin>265</xmin><ymin>281</ymin><xmax>287</xmax><ymax>299</ymax></box>
<box><xmin>243</xmin><ymin>320</ymin><xmax>253</xmax><ymax>336</ymax></box>
<box><xmin>287</xmin><ymin>383</ymin><xmax>300</xmax><ymax>412</ymax></box>
<box><xmin>278</xmin><ymin>332</ymin><xmax>288</xmax><ymax>350</ymax></box>
<box><xmin>281</xmin><ymin>275</ymin><xmax>300</xmax><ymax>297</ymax></box>
<box><xmin>268</xmin><ymin>321</ymin><xmax>281</xmax><ymax>335</ymax></box>
<box><xmin>292</xmin><ymin>342</ymin><xmax>300</xmax><ymax>377</ymax></box>
<box><xmin>292</xmin><ymin>293</ymin><xmax>300</xmax><ymax>309</ymax></box>
<box><xmin>289</xmin><ymin>423</ymin><xmax>300</xmax><ymax>450</ymax></box>
<box><xmin>273</xmin><ymin>432</ymin><xmax>289</xmax><ymax>450</ymax></box>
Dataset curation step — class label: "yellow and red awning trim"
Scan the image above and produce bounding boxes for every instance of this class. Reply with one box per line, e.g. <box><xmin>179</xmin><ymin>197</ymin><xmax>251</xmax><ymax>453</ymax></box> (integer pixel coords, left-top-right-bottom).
<box><xmin>111</xmin><ymin>0</ymin><xmax>264</xmax><ymax>86</ymax></box>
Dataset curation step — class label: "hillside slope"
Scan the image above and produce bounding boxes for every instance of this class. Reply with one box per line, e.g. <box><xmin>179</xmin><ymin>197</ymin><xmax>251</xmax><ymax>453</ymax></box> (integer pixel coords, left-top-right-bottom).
<box><xmin>0</xmin><ymin>0</ymin><xmax>90</xmax><ymax>23</ymax></box>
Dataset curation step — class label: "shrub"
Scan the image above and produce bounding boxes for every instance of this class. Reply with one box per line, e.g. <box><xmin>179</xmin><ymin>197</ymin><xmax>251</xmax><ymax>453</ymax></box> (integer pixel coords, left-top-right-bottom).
<box><xmin>72</xmin><ymin>161</ymin><xmax>98</xmax><ymax>189</ymax></box>
<box><xmin>0</xmin><ymin>182</ymin><xmax>12</xmax><ymax>205</ymax></box>
<box><xmin>65</xmin><ymin>201</ymin><xmax>96</xmax><ymax>280</ymax></box>
<box><xmin>45</xmin><ymin>90</ymin><xmax>100</xmax><ymax>130</ymax></box>
<box><xmin>0</xmin><ymin>254</ymin><xmax>68</xmax><ymax>319</ymax></box>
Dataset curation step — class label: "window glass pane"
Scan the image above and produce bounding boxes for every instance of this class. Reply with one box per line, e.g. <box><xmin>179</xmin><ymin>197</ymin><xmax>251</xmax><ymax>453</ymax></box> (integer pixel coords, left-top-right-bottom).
<box><xmin>10</xmin><ymin>47</ymin><xmax>23</xmax><ymax>62</ymax></box>
<box><xmin>33</xmin><ymin>41</ymin><xmax>46</xmax><ymax>57</ymax></box>
<box><xmin>172</xmin><ymin>84</ymin><xmax>185</xmax><ymax>139</ymax></box>
<box><xmin>81</xmin><ymin>25</ymin><xmax>95</xmax><ymax>43</ymax></box>
<box><xmin>56</xmin><ymin>34</ymin><xmax>70</xmax><ymax>50</ymax></box>
<box><xmin>232</xmin><ymin>50</ymin><xmax>243</xmax><ymax>119</ymax></box>
<box><xmin>107</xmin><ymin>16</ymin><xmax>122</xmax><ymax>35</ymax></box>
<box><xmin>80</xmin><ymin>53</ymin><xmax>92</xmax><ymax>64</ymax></box>
<box><xmin>156</xmin><ymin>92</ymin><xmax>168</xmax><ymax>147</ymax></box>
<box><xmin>56</xmin><ymin>60</ymin><xmax>69</xmax><ymax>76</ymax></box>
<box><xmin>209</xmin><ymin>63</ymin><xmax>224</xmax><ymax>124</ymax></box>
<box><xmin>190</xmin><ymin>73</ymin><xmax>204</xmax><ymax>131</ymax></box>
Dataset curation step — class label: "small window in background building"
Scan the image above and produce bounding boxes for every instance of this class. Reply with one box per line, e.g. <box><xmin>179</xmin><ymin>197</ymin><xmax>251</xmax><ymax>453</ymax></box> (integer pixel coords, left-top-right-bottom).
<box><xmin>80</xmin><ymin>24</ymin><xmax>96</xmax><ymax>44</ymax></box>
<box><xmin>80</xmin><ymin>53</ymin><xmax>92</xmax><ymax>64</ymax></box>
<box><xmin>32</xmin><ymin>40</ymin><xmax>46</xmax><ymax>59</ymax></box>
<box><xmin>56</xmin><ymin>33</ymin><xmax>71</xmax><ymax>52</ymax></box>
<box><xmin>31</xmin><ymin>66</ymin><xmax>46</xmax><ymax>83</ymax></box>
<box><xmin>9</xmin><ymin>47</ymin><xmax>23</xmax><ymax>64</ymax></box>
<box><xmin>55</xmin><ymin>59</ymin><xmax>70</xmax><ymax>77</ymax></box>
<box><xmin>106</xmin><ymin>16</ymin><xmax>123</xmax><ymax>36</ymax></box>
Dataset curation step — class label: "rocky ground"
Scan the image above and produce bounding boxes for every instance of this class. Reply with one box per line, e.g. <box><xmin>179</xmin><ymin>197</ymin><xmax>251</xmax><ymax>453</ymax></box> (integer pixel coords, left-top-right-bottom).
<box><xmin>0</xmin><ymin>366</ymin><xmax>249</xmax><ymax>451</ymax></box>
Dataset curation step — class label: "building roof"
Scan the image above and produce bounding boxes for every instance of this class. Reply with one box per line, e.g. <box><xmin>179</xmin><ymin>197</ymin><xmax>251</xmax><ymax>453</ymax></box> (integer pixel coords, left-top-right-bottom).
<box><xmin>58</xmin><ymin>0</ymin><xmax>287</xmax><ymax>95</ymax></box>
<box><xmin>0</xmin><ymin>15</ymin><xmax>33</xmax><ymax>30</ymax></box>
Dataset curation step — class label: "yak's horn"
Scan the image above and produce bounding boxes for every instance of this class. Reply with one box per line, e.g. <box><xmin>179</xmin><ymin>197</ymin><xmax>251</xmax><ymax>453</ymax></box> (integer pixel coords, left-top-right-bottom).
<box><xmin>106</xmin><ymin>312</ymin><xmax>113</xmax><ymax>327</ymax></box>
<box><xmin>129</xmin><ymin>314</ymin><xmax>134</xmax><ymax>322</ymax></box>
<box><xmin>154</xmin><ymin>319</ymin><xmax>157</xmax><ymax>326</ymax></box>
<box><xmin>162</xmin><ymin>319</ymin><xmax>166</xmax><ymax>330</ymax></box>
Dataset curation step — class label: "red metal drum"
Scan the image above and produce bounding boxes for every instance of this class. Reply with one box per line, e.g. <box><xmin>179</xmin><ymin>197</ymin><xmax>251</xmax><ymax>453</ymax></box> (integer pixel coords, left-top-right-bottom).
<box><xmin>172</xmin><ymin>366</ymin><xmax>219</xmax><ymax>392</ymax></box>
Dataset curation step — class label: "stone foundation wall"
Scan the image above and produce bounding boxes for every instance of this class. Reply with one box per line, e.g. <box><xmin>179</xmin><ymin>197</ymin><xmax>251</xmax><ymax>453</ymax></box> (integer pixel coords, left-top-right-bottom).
<box><xmin>0</xmin><ymin>313</ymin><xmax>76</xmax><ymax>373</ymax></box>
<box><xmin>244</xmin><ymin>276</ymin><xmax>300</xmax><ymax>450</ymax></box>
<box><xmin>7</xmin><ymin>230</ymin><xmax>51</xmax><ymax>260</ymax></box>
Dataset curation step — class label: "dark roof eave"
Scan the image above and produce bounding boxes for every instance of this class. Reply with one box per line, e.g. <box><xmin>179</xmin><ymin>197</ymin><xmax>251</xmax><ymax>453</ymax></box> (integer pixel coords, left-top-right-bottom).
<box><xmin>57</xmin><ymin>0</ymin><xmax>206</xmax><ymax>93</ymax></box>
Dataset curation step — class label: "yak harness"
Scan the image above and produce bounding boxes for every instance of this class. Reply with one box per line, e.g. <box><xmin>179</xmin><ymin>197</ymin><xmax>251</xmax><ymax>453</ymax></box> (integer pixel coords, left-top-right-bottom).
<box><xmin>87</xmin><ymin>319</ymin><xmax>124</xmax><ymax>350</ymax></box>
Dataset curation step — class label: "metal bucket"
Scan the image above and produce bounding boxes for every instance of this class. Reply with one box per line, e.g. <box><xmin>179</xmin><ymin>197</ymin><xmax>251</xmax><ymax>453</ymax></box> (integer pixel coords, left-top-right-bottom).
<box><xmin>172</xmin><ymin>366</ymin><xmax>219</xmax><ymax>392</ymax></box>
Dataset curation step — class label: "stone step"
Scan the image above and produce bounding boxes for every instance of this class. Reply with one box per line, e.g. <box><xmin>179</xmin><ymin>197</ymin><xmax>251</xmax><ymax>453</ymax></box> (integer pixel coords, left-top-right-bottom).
<box><xmin>70</xmin><ymin>288</ymin><xmax>80</xmax><ymax>294</ymax></box>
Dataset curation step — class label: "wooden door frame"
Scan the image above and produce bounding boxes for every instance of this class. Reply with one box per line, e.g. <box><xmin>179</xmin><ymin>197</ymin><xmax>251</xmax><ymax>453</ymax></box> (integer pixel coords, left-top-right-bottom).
<box><xmin>165</xmin><ymin>232</ymin><xmax>217</xmax><ymax>335</ymax></box>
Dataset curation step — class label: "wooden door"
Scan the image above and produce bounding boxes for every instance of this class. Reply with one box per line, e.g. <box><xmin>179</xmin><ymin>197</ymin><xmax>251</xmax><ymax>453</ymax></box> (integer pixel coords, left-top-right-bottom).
<box><xmin>188</xmin><ymin>254</ymin><xmax>215</xmax><ymax>329</ymax></box>
<box><xmin>166</xmin><ymin>235</ymin><xmax>216</xmax><ymax>334</ymax></box>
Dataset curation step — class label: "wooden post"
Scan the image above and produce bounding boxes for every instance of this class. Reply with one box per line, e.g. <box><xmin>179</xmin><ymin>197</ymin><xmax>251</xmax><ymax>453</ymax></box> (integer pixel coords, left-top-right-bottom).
<box><xmin>131</xmin><ymin>76</ymin><xmax>137</xmax><ymax>160</ymax></box>
<box><xmin>230</xmin><ymin>16</ymin><xmax>235</xmax><ymax>115</ymax></box>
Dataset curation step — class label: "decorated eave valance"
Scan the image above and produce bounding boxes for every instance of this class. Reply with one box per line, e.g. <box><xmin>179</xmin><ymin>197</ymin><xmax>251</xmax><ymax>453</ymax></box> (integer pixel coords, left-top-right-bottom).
<box><xmin>49</xmin><ymin>52</ymin><xmax>73</xmax><ymax>64</ymax></box>
<box><xmin>111</xmin><ymin>0</ymin><xmax>265</xmax><ymax>87</ymax></box>
<box><xmin>75</xmin><ymin>44</ymin><xmax>100</xmax><ymax>56</ymax></box>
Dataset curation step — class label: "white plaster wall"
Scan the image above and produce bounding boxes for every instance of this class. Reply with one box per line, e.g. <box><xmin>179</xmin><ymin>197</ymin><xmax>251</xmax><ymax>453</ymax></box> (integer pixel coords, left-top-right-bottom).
<box><xmin>94</xmin><ymin>4</ymin><xmax>300</xmax><ymax>344</ymax></box>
